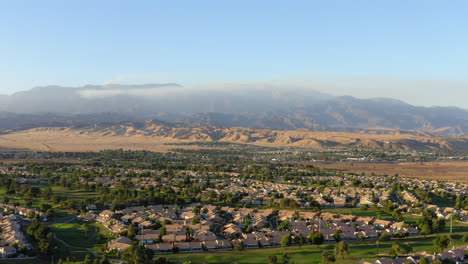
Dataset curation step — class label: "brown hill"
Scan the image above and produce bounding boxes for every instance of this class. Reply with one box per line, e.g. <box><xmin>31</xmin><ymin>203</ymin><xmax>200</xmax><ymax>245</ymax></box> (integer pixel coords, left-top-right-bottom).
<box><xmin>0</xmin><ymin>122</ymin><xmax>467</xmax><ymax>152</ymax></box>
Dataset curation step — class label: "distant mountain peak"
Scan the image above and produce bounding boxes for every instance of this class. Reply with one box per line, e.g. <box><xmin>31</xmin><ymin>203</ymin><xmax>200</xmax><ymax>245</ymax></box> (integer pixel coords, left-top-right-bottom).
<box><xmin>0</xmin><ymin>83</ymin><xmax>466</xmax><ymax>135</ymax></box>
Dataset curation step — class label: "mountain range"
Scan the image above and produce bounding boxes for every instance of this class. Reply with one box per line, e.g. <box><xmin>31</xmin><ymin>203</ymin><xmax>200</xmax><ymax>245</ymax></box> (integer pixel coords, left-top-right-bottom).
<box><xmin>0</xmin><ymin>83</ymin><xmax>467</xmax><ymax>136</ymax></box>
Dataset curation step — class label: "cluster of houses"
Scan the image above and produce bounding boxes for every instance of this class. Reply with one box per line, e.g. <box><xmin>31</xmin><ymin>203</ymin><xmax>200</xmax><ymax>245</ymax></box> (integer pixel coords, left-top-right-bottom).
<box><xmin>5</xmin><ymin>162</ymin><xmax>466</xmax><ymax>213</ymax></box>
<box><xmin>421</xmin><ymin>205</ymin><xmax>468</xmax><ymax>223</ymax></box>
<box><xmin>0</xmin><ymin>213</ymin><xmax>31</xmax><ymax>259</ymax></box>
<box><xmin>394</xmin><ymin>198</ymin><xmax>468</xmax><ymax>224</ymax></box>
<box><xmin>0</xmin><ymin>203</ymin><xmax>45</xmax><ymax>220</ymax></box>
<box><xmin>0</xmin><ymin>203</ymin><xmax>46</xmax><ymax>259</ymax></box>
<box><xmin>81</xmin><ymin>203</ymin><xmax>420</xmax><ymax>254</ymax></box>
<box><xmin>199</xmin><ymin>178</ymin><xmax>392</xmax><ymax>209</ymax></box>
<box><xmin>361</xmin><ymin>246</ymin><xmax>468</xmax><ymax>264</ymax></box>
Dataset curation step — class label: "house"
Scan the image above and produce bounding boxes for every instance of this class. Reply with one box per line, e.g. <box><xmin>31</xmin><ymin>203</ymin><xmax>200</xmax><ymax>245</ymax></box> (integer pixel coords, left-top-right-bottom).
<box><xmin>373</xmin><ymin>219</ymin><xmax>391</xmax><ymax>229</ymax></box>
<box><xmin>100</xmin><ymin>210</ymin><xmax>115</xmax><ymax>219</ymax></box>
<box><xmin>438</xmin><ymin>247</ymin><xmax>467</xmax><ymax>262</ymax></box>
<box><xmin>237</xmin><ymin>237</ymin><xmax>259</xmax><ymax>248</ymax></box>
<box><xmin>372</xmin><ymin>258</ymin><xmax>414</xmax><ymax>264</ymax></box>
<box><xmin>180</xmin><ymin>211</ymin><xmax>196</xmax><ymax>220</ymax></box>
<box><xmin>194</xmin><ymin>230</ymin><xmax>217</xmax><ymax>241</ymax></box>
<box><xmin>174</xmin><ymin>242</ymin><xmax>203</xmax><ymax>252</ymax></box>
<box><xmin>0</xmin><ymin>246</ymin><xmax>16</xmax><ymax>258</ymax></box>
<box><xmin>135</xmin><ymin>233</ymin><xmax>160</xmax><ymax>244</ymax></box>
<box><xmin>108</xmin><ymin>236</ymin><xmax>132</xmax><ymax>252</ymax></box>
<box><xmin>146</xmin><ymin>243</ymin><xmax>174</xmax><ymax>254</ymax></box>
<box><xmin>203</xmin><ymin>239</ymin><xmax>232</xmax><ymax>251</ymax></box>
<box><xmin>222</xmin><ymin>223</ymin><xmax>242</xmax><ymax>238</ymax></box>
<box><xmin>161</xmin><ymin>234</ymin><xmax>186</xmax><ymax>243</ymax></box>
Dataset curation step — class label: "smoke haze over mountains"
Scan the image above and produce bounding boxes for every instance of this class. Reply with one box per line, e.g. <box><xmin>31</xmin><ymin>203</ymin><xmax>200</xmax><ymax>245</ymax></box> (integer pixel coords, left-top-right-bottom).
<box><xmin>0</xmin><ymin>83</ymin><xmax>467</xmax><ymax>135</ymax></box>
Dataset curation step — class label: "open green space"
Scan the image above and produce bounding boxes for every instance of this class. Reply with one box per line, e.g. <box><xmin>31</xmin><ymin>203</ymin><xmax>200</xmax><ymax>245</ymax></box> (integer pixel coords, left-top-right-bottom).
<box><xmin>51</xmin><ymin>219</ymin><xmax>99</xmax><ymax>248</ymax></box>
<box><xmin>49</xmin><ymin>186</ymin><xmax>100</xmax><ymax>200</ymax></box>
<box><xmin>161</xmin><ymin>232</ymin><xmax>468</xmax><ymax>264</ymax></box>
<box><xmin>0</xmin><ymin>184</ymin><xmax>99</xmax><ymax>218</ymax></box>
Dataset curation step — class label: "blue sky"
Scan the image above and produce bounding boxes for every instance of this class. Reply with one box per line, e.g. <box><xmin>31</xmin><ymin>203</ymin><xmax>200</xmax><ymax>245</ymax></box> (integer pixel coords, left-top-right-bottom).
<box><xmin>1</xmin><ymin>1</ymin><xmax>467</xmax><ymax>108</ymax></box>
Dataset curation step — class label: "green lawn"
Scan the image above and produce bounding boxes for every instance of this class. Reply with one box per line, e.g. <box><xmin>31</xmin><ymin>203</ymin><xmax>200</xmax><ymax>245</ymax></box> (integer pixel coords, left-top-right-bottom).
<box><xmin>51</xmin><ymin>220</ymin><xmax>99</xmax><ymax>248</ymax></box>
<box><xmin>49</xmin><ymin>186</ymin><xmax>100</xmax><ymax>200</ymax></box>
<box><xmin>0</xmin><ymin>185</ymin><xmax>98</xmax><ymax>217</ymax></box>
<box><xmin>161</xmin><ymin>233</ymin><xmax>468</xmax><ymax>264</ymax></box>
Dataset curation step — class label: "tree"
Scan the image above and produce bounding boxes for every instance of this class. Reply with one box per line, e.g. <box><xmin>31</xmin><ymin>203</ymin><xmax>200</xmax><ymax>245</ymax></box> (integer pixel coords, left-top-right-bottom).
<box><xmin>295</xmin><ymin>234</ymin><xmax>306</xmax><ymax>247</ymax></box>
<box><xmin>400</xmin><ymin>243</ymin><xmax>413</xmax><ymax>254</ymax></box>
<box><xmin>433</xmin><ymin>234</ymin><xmax>451</xmax><ymax>253</ymax></box>
<box><xmin>39</xmin><ymin>203</ymin><xmax>52</xmax><ymax>212</ymax></box>
<box><xmin>46</xmin><ymin>208</ymin><xmax>55</xmax><ymax>218</ymax></box>
<box><xmin>432</xmin><ymin>260</ymin><xmax>443</xmax><ymax>264</ymax></box>
<box><xmin>389</xmin><ymin>243</ymin><xmax>401</xmax><ymax>257</ymax></box>
<box><xmin>43</xmin><ymin>187</ymin><xmax>53</xmax><ymax>200</ymax></box>
<box><xmin>454</xmin><ymin>195</ymin><xmax>462</xmax><ymax>210</ymax></box>
<box><xmin>160</xmin><ymin>226</ymin><xmax>167</xmax><ymax>236</ymax></box>
<box><xmin>100</xmin><ymin>255</ymin><xmax>111</xmax><ymax>264</ymax></box>
<box><xmin>392</xmin><ymin>209</ymin><xmax>403</xmax><ymax>221</ymax></box>
<box><xmin>38</xmin><ymin>232</ymin><xmax>55</xmax><ymax>255</ymax></box>
<box><xmin>233</xmin><ymin>240</ymin><xmax>245</xmax><ymax>252</ymax></box>
<box><xmin>278</xmin><ymin>220</ymin><xmax>290</xmax><ymax>231</ymax></box>
<box><xmin>360</xmin><ymin>204</ymin><xmax>369</xmax><ymax>211</ymax></box>
<box><xmin>122</xmin><ymin>243</ymin><xmax>154</xmax><ymax>264</ymax></box>
<box><xmin>333</xmin><ymin>231</ymin><xmax>341</xmax><ymax>242</ymax></box>
<box><xmin>322</xmin><ymin>250</ymin><xmax>335</xmax><ymax>264</ymax></box>
<box><xmin>84</xmin><ymin>254</ymin><xmax>93</xmax><ymax>264</ymax></box>
<box><xmin>420</xmin><ymin>224</ymin><xmax>431</xmax><ymax>236</ymax></box>
<box><xmin>281</xmin><ymin>234</ymin><xmax>292</xmax><ymax>248</ymax></box>
<box><xmin>379</xmin><ymin>232</ymin><xmax>391</xmax><ymax>241</ymax></box>
<box><xmin>128</xmin><ymin>224</ymin><xmax>137</xmax><ymax>239</ymax></box>
<box><xmin>33</xmin><ymin>225</ymin><xmax>51</xmax><ymax>240</ymax></box>
<box><xmin>267</xmin><ymin>255</ymin><xmax>278</xmax><ymax>264</ymax></box>
<box><xmin>417</xmin><ymin>208</ymin><xmax>439</xmax><ymax>234</ymax></box>
<box><xmin>433</xmin><ymin>217</ymin><xmax>446</xmax><ymax>232</ymax></box>
<box><xmin>334</xmin><ymin>241</ymin><xmax>349</xmax><ymax>260</ymax></box>
<box><xmin>462</xmin><ymin>233</ymin><xmax>468</xmax><ymax>243</ymax></box>
<box><xmin>309</xmin><ymin>232</ymin><xmax>325</xmax><ymax>245</ymax></box>
<box><xmin>418</xmin><ymin>257</ymin><xmax>429</xmax><ymax>264</ymax></box>
<box><xmin>191</xmin><ymin>216</ymin><xmax>201</xmax><ymax>225</ymax></box>
<box><xmin>27</xmin><ymin>211</ymin><xmax>37</xmax><ymax>220</ymax></box>
<box><xmin>280</xmin><ymin>253</ymin><xmax>290</xmax><ymax>264</ymax></box>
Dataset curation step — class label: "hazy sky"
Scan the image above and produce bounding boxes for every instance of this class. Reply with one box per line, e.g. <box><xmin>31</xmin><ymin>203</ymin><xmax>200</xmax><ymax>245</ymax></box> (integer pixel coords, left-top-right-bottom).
<box><xmin>1</xmin><ymin>1</ymin><xmax>467</xmax><ymax>108</ymax></box>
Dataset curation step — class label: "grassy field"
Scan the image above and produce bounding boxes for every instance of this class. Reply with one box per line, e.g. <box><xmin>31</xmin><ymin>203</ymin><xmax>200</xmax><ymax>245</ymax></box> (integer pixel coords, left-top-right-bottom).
<box><xmin>159</xmin><ymin>216</ymin><xmax>468</xmax><ymax>264</ymax></box>
<box><xmin>0</xmin><ymin>184</ymin><xmax>99</xmax><ymax>218</ymax></box>
<box><xmin>51</xmin><ymin>219</ymin><xmax>100</xmax><ymax>248</ymax></box>
<box><xmin>49</xmin><ymin>186</ymin><xmax>100</xmax><ymax>200</ymax></box>
<box><xmin>0</xmin><ymin>219</ymin><xmax>466</xmax><ymax>264</ymax></box>
<box><xmin>160</xmin><ymin>233</ymin><xmax>468</xmax><ymax>264</ymax></box>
